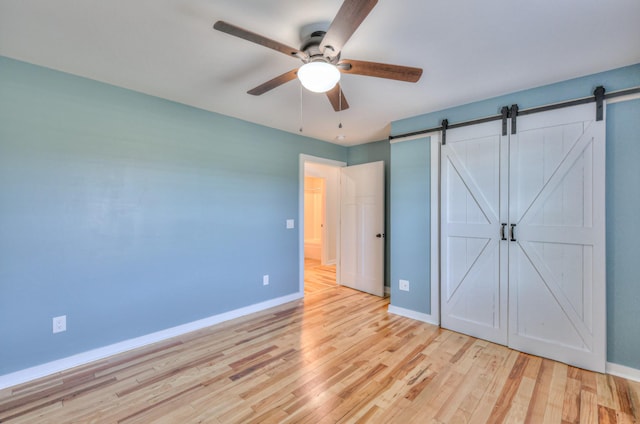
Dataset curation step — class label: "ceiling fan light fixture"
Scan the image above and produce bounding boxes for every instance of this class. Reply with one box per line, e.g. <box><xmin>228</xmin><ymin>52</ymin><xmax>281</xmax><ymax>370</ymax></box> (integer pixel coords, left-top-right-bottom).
<box><xmin>298</xmin><ymin>62</ymin><xmax>340</xmax><ymax>93</ymax></box>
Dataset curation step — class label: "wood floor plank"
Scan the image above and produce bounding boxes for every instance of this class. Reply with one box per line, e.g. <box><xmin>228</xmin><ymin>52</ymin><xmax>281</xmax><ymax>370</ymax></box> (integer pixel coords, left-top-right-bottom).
<box><xmin>486</xmin><ymin>352</ymin><xmax>530</xmax><ymax>423</ymax></box>
<box><xmin>434</xmin><ymin>341</ymin><xmax>493</xmax><ymax>422</ymax></box>
<box><xmin>561</xmin><ymin>372</ymin><xmax>582</xmax><ymax>423</ymax></box>
<box><xmin>467</xmin><ymin>349</ymin><xmax>519</xmax><ymax>424</ymax></box>
<box><xmin>542</xmin><ymin>361</ymin><xmax>569</xmax><ymax>424</ymax></box>
<box><xmin>449</xmin><ymin>344</ymin><xmax>504</xmax><ymax>423</ymax></box>
<box><xmin>581</xmin><ymin>388</ymin><xmax>599</xmax><ymax>423</ymax></box>
<box><xmin>503</xmin><ymin>376</ymin><xmax>536</xmax><ymax>424</ymax></box>
<box><xmin>1</xmin><ymin>261</ymin><xmax>639</xmax><ymax>423</ymax></box>
<box><xmin>598</xmin><ymin>373</ymin><xmax>619</xmax><ymax>410</ymax></box>
<box><xmin>599</xmin><ymin>404</ymin><xmax>619</xmax><ymax>424</ymax></box>
<box><xmin>628</xmin><ymin>379</ymin><xmax>640</xmax><ymax>418</ymax></box>
<box><xmin>524</xmin><ymin>358</ymin><xmax>555</xmax><ymax>423</ymax></box>
<box><xmin>612</xmin><ymin>375</ymin><xmax>635</xmax><ymax>416</ymax></box>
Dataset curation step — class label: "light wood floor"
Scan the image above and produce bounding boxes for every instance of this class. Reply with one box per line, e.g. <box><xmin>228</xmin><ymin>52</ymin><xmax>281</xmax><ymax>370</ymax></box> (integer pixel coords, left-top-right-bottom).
<box><xmin>1</xmin><ymin>262</ymin><xmax>639</xmax><ymax>423</ymax></box>
<box><xmin>304</xmin><ymin>258</ymin><xmax>337</xmax><ymax>295</ymax></box>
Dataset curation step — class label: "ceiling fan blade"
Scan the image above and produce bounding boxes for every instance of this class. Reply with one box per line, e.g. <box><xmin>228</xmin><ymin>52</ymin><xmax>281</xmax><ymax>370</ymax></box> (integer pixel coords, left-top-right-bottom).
<box><xmin>247</xmin><ymin>69</ymin><xmax>299</xmax><ymax>96</ymax></box>
<box><xmin>320</xmin><ymin>0</ymin><xmax>378</xmax><ymax>58</ymax></box>
<box><xmin>338</xmin><ymin>59</ymin><xmax>423</xmax><ymax>82</ymax></box>
<box><xmin>214</xmin><ymin>21</ymin><xmax>305</xmax><ymax>59</ymax></box>
<box><xmin>326</xmin><ymin>84</ymin><xmax>350</xmax><ymax>112</ymax></box>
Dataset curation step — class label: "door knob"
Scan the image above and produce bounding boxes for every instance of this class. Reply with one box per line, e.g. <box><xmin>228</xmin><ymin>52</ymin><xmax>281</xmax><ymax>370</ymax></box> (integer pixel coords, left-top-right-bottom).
<box><xmin>376</xmin><ymin>233</ymin><xmax>385</xmax><ymax>238</ymax></box>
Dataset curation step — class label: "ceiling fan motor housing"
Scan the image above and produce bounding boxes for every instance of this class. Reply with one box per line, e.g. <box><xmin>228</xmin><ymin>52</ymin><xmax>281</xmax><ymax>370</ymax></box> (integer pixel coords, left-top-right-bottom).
<box><xmin>300</xmin><ymin>31</ymin><xmax>340</xmax><ymax>64</ymax></box>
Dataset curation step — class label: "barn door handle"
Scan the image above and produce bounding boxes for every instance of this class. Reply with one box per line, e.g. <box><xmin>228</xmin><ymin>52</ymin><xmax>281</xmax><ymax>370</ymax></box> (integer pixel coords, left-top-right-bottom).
<box><xmin>500</xmin><ymin>223</ymin><xmax>507</xmax><ymax>241</ymax></box>
<box><xmin>510</xmin><ymin>224</ymin><xmax>517</xmax><ymax>242</ymax></box>
<box><xmin>376</xmin><ymin>233</ymin><xmax>385</xmax><ymax>238</ymax></box>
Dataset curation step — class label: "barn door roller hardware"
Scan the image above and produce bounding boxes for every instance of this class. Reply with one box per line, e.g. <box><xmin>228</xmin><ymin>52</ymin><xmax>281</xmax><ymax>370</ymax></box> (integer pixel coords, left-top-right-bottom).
<box><xmin>510</xmin><ymin>104</ymin><xmax>519</xmax><ymax>134</ymax></box>
<box><xmin>594</xmin><ymin>86</ymin><xmax>605</xmax><ymax>121</ymax></box>
<box><xmin>501</xmin><ymin>106</ymin><xmax>509</xmax><ymax>136</ymax></box>
<box><xmin>391</xmin><ymin>85</ymin><xmax>640</xmax><ymax>143</ymax></box>
<box><xmin>441</xmin><ymin>119</ymin><xmax>449</xmax><ymax>145</ymax></box>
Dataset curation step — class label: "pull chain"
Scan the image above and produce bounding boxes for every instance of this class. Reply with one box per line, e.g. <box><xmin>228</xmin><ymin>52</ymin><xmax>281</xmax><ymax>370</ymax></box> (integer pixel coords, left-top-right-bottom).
<box><xmin>299</xmin><ymin>83</ymin><xmax>304</xmax><ymax>133</ymax></box>
<box><xmin>338</xmin><ymin>87</ymin><xmax>343</xmax><ymax>129</ymax></box>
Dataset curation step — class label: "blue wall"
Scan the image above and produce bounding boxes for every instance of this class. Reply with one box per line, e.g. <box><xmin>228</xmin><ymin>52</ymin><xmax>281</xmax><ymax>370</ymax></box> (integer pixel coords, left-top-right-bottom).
<box><xmin>606</xmin><ymin>98</ymin><xmax>640</xmax><ymax>369</ymax></box>
<box><xmin>389</xmin><ymin>137</ymin><xmax>431</xmax><ymax>313</ymax></box>
<box><xmin>389</xmin><ymin>63</ymin><xmax>640</xmax><ymax>369</ymax></box>
<box><xmin>2</xmin><ymin>54</ymin><xmax>638</xmax><ymax>377</ymax></box>
<box><xmin>0</xmin><ymin>56</ymin><xmax>347</xmax><ymax>374</ymax></box>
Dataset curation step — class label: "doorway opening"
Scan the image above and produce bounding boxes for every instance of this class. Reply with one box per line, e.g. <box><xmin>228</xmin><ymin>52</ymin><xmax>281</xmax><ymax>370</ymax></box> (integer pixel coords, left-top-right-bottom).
<box><xmin>299</xmin><ymin>155</ymin><xmax>386</xmax><ymax>297</ymax></box>
<box><xmin>299</xmin><ymin>155</ymin><xmax>345</xmax><ymax>295</ymax></box>
<box><xmin>304</xmin><ymin>175</ymin><xmax>336</xmax><ymax>294</ymax></box>
<box><xmin>303</xmin><ymin>176</ymin><xmax>325</xmax><ymax>264</ymax></box>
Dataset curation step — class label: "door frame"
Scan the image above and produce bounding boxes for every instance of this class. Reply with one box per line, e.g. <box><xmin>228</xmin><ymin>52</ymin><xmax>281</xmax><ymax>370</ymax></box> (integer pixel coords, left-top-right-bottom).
<box><xmin>429</xmin><ymin>133</ymin><xmax>441</xmax><ymax>326</ymax></box>
<box><xmin>299</xmin><ymin>154</ymin><xmax>346</xmax><ymax>294</ymax></box>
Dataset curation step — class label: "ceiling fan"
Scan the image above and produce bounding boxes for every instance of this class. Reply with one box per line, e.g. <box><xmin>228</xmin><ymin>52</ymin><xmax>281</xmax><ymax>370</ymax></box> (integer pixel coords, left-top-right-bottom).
<box><xmin>213</xmin><ymin>0</ymin><xmax>423</xmax><ymax>112</ymax></box>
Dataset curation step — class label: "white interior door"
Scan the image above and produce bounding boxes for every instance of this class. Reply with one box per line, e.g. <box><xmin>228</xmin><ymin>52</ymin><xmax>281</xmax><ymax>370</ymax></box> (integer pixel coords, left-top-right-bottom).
<box><xmin>440</xmin><ymin>121</ymin><xmax>508</xmax><ymax>344</ymax></box>
<box><xmin>508</xmin><ymin>104</ymin><xmax>606</xmax><ymax>372</ymax></box>
<box><xmin>339</xmin><ymin>161</ymin><xmax>385</xmax><ymax>297</ymax></box>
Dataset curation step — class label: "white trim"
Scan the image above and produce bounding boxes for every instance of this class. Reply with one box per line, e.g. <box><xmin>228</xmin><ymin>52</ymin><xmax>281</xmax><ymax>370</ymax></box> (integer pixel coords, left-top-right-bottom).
<box><xmin>0</xmin><ymin>292</ymin><xmax>303</xmax><ymax>391</ymax></box>
<box><xmin>429</xmin><ymin>132</ymin><xmax>441</xmax><ymax>325</ymax></box>
<box><xmin>606</xmin><ymin>362</ymin><xmax>640</xmax><ymax>383</ymax></box>
<box><xmin>606</xmin><ymin>93</ymin><xmax>640</xmax><ymax>105</ymax></box>
<box><xmin>299</xmin><ymin>154</ymin><xmax>347</xmax><ymax>294</ymax></box>
<box><xmin>388</xmin><ymin>305</ymin><xmax>439</xmax><ymax>326</ymax></box>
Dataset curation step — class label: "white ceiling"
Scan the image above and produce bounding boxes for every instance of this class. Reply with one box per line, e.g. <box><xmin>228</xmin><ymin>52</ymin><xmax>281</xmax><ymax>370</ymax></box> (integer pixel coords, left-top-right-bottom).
<box><xmin>1</xmin><ymin>0</ymin><xmax>639</xmax><ymax>146</ymax></box>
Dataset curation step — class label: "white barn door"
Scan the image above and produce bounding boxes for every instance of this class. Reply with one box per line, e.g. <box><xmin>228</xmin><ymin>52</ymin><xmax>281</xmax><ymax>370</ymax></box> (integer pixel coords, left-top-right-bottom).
<box><xmin>440</xmin><ymin>121</ymin><xmax>508</xmax><ymax>345</ymax></box>
<box><xmin>440</xmin><ymin>103</ymin><xmax>606</xmax><ymax>372</ymax></box>
<box><xmin>508</xmin><ymin>104</ymin><xmax>606</xmax><ymax>372</ymax></box>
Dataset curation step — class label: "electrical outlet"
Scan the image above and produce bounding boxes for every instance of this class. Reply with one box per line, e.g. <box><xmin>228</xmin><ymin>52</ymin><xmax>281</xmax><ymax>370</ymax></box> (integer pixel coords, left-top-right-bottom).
<box><xmin>53</xmin><ymin>315</ymin><xmax>66</xmax><ymax>333</ymax></box>
<box><xmin>286</xmin><ymin>219</ymin><xmax>295</xmax><ymax>229</ymax></box>
<box><xmin>399</xmin><ymin>279</ymin><xmax>410</xmax><ymax>292</ymax></box>
<box><xmin>263</xmin><ymin>275</ymin><xmax>269</xmax><ymax>285</ymax></box>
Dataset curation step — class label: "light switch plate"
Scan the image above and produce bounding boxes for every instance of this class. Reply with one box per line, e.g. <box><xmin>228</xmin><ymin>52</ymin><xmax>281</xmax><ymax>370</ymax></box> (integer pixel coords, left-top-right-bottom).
<box><xmin>286</xmin><ymin>219</ymin><xmax>294</xmax><ymax>229</ymax></box>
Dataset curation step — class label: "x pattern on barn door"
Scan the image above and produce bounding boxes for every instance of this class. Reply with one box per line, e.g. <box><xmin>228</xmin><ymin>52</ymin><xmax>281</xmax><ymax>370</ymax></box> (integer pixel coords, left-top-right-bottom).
<box><xmin>441</xmin><ymin>120</ymin><xmax>508</xmax><ymax>346</ymax></box>
<box><xmin>440</xmin><ymin>103</ymin><xmax>606</xmax><ymax>372</ymax></box>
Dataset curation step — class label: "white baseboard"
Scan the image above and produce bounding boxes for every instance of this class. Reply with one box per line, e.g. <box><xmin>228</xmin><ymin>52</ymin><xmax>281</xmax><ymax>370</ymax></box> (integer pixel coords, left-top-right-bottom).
<box><xmin>0</xmin><ymin>292</ymin><xmax>303</xmax><ymax>391</ymax></box>
<box><xmin>388</xmin><ymin>305</ymin><xmax>439</xmax><ymax>326</ymax></box>
<box><xmin>606</xmin><ymin>362</ymin><xmax>640</xmax><ymax>382</ymax></box>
